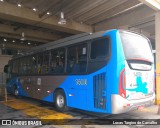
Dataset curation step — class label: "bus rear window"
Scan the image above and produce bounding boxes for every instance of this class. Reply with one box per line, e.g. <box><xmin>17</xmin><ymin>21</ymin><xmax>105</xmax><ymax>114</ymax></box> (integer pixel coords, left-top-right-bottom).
<box><xmin>120</xmin><ymin>32</ymin><xmax>153</xmax><ymax>62</ymax></box>
<box><xmin>91</xmin><ymin>38</ymin><xmax>110</xmax><ymax>59</ymax></box>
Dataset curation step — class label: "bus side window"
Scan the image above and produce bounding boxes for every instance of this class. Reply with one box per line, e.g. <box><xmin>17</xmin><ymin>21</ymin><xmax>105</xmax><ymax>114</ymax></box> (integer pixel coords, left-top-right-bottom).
<box><xmin>11</xmin><ymin>59</ymin><xmax>19</xmax><ymax>76</ymax></box>
<box><xmin>50</xmin><ymin>51</ymin><xmax>57</xmax><ymax>73</ymax></box>
<box><xmin>22</xmin><ymin>58</ymin><xmax>27</xmax><ymax>75</ymax></box>
<box><xmin>19</xmin><ymin>58</ymin><xmax>24</xmax><ymax>75</ymax></box>
<box><xmin>37</xmin><ymin>53</ymin><xmax>43</xmax><ymax>74</ymax></box>
<box><xmin>50</xmin><ymin>48</ymin><xmax>65</xmax><ymax>74</ymax></box>
<box><xmin>26</xmin><ymin>57</ymin><xmax>32</xmax><ymax>74</ymax></box>
<box><xmin>91</xmin><ymin>38</ymin><xmax>110</xmax><ymax>59</ymax></box>
<box><xmin>31</xmin><ymin>55</ymin><xmax>37</xmax><ymax>74</ymax></box>
<box><xmin>67</xmin><ymin>43</ymin><xmax>87</xmax><ymax>74</ymax></box>
<box><xmin>43</xmin><ymin>52</ymin><xmax>50</xmax><ymax>74</ymax></box>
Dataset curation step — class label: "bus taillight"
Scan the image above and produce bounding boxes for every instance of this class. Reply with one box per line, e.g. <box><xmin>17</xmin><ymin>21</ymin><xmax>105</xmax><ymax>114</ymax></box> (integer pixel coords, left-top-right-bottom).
<box><xmin>119</xmin><ymin>69</ymin><xmax>126</xmax><ymax>98</ymax></box>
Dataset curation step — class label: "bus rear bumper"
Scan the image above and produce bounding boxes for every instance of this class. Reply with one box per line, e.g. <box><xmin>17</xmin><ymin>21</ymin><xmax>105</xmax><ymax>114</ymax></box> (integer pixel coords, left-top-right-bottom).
<box><xmin>111</xmin><ymin>94</ymin><xmax>155</xmax><ymax>114</ymax></box>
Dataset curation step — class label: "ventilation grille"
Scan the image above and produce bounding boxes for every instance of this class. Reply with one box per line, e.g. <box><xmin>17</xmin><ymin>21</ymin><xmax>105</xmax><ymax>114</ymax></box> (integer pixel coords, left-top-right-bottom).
<box><xmin>93</xmin><ymin>72</ymin><xmax>106</xmax><ymax>110</ymax></box>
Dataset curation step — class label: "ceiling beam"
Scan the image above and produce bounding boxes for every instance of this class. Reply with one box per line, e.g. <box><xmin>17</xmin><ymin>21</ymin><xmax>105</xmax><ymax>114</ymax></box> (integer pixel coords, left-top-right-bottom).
<box><xmin>65</xmin><ymin>0</ymin><xmax>107</xmax><ymax>19</ymax></box>
<box><xmin>0</xmin><ymin>2</ymin><xmax>93</xmax><ymax>34</ymax></box>
<box><xmin>95</xmin><ymin>5</ymin><xmax>155</xmax><ymax>32</ymax></box>
<box><xmin>138</xmin><ymin>0</ymin><xmax>160</xmax><ymax>11</ymax></box>
<box><xmin>129</xmin><ymin>19</ymin><xmax>155</xmax><ymax>29</ymax></box>
<box><xmin>0</xmin><ymin>24</ymin><xmax>60</xmax><ymax>42</ymax></box>
<box><xmin>87</xmin><ymin>0</ymin><xmax>142</xmax><ymax>25</ymax></box>
<box><xmin>74</xmin><ymin>0</ymin><xmax>128</xmax><ymax>22</ymax></box>
<box><xmin>0</xmin><ymin>43</ymin><xmax>32</xmax><ymax>50</ymax></box>
<box><xmin>0</xmin><ymin>33</ymin><xmax>48</xmax><ymax>43</ymax></box>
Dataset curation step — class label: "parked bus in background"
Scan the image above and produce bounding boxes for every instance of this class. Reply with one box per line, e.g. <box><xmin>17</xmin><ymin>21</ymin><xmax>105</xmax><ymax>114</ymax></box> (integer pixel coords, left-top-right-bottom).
<box><xmin>4</xmin><ymin>29</ymin><xmax>155</xmax><ymax>114</ymax></box>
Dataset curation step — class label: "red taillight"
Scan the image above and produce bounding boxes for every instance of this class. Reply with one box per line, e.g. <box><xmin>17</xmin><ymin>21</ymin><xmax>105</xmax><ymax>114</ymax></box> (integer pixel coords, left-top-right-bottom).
<box><xmin>119</xmin><ymin>69</ymin><xmax>126</xmax><ymax>98</ymax></box>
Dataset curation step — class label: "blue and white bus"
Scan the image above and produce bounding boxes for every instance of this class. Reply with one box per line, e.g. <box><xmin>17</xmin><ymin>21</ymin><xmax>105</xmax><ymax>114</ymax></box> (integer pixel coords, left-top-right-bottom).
<box><xmin>4</xmin><ymin>29</ymin><xmax>155</xmax><ymax>114</ymax></box>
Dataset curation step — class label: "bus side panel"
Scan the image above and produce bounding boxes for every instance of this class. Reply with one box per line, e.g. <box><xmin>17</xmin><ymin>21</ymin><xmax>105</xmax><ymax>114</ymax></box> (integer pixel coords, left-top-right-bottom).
<box><xmin>17</xmin><ymin>80</ymin><xmax>28</xmax><ymax>97</ymax></box>
<box><xmin>84</xmin><ymin>31</ymin><xmax>116</xmax><ymax>113</ymax></box>
<box><xmin>110</xmin><ymin>31</ymin><xmax>126</xmax><ymax>113</ymax></box>
<box><xmin>6</xmin><ymin>77</ymin><xmax>17</xmax><ymax>93</ymax></box>
<box><xmin>18</xmin><ymin>76</ymin><xmax>67</xmax><ymax>101</ymax></box>
<box><xmin>63</xmin><ymin>30</ymin><xmax>125</xmax><ymax>114</ymax></box>
<box><xmin>59</xmin><ymin>76</ymin><xmax>88</xmax><ymax>110</ymax></box>
<box><xmin>103</xmin><ymin>30</ymin><xmax>125</xmax><ymax>113</ymax></box>
<box><xmin>64</xmin><ymin>30</ymin><xmax>125</xmax><ymax>114</ymax></box>
<box><xmin>7</xmin><ymin>77</ymin><xmax>28</xmax><ymax>97</ymax></box>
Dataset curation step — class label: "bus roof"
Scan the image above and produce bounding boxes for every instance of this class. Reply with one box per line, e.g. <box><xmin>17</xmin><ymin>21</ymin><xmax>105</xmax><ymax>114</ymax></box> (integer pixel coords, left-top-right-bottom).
<box><xmin>13</xmin><ymin>30</ymin><xmax>108</xmax><ymax>59</ymax></box>
<box><xmin>12</xmin><ymin>29</ymin><xmax>145</xmax><ymax>59</ymax></box>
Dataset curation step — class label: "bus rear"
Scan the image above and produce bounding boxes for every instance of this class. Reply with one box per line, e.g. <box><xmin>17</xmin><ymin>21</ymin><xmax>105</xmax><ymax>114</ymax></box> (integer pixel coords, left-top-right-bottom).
<box><xmin>112</xmin><ymin>30</ymin><xmax>155</xmax><ymax>114</ymax></box>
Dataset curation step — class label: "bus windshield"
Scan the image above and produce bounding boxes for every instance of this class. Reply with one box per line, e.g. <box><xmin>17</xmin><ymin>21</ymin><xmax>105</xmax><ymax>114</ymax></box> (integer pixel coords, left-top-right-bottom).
<box><xmin>120</xmin><ymin>31</ymin><xmax>153</xmax><ymax>62</ymax></box>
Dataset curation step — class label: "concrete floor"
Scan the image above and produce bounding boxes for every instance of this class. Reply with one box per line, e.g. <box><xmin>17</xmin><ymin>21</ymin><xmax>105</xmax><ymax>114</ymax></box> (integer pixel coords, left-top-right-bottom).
<box><xmin>0</xmin><ymin>95</ymin><xmax>160</xmax><ymax>128</ymax></box>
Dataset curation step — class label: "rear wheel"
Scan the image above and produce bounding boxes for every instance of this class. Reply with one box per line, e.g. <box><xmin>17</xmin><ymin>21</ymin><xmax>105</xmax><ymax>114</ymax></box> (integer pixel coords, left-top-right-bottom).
<box><xmin>55</xmin><ymin>90</ymin><xmax>68</xmax><ymax>112</ymax></box>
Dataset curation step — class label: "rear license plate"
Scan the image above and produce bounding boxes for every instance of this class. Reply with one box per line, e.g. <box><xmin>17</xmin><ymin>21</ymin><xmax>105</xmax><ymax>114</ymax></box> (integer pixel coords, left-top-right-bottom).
<box><xmin>138</xmin><ymin>105</ymin><xmax>144</xmax><ymax>110</ymax></box>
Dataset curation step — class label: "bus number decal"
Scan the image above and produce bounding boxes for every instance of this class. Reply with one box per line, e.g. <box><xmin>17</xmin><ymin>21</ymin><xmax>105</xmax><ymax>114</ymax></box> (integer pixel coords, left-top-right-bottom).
<box><xmin>134</xmin><ymin>72</ymin><xmax>142</xmax><ymax>77</ymax></box>
<box><xmin>75</xmin><ymin>79</ymin><xmax>87</xmax><ymax>86</ymax></box>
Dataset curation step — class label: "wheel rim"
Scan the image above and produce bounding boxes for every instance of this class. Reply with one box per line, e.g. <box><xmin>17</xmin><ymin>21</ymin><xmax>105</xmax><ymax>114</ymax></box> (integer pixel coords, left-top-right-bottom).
<box><xmin>57</xmin><ymin>94</ymin><xmax>64</xmax><ymax>108</ymax></box>
<box><xmin>15</xmin><ymin>89</ymin><xmax>18</xmax><ymax>96</ymax></box>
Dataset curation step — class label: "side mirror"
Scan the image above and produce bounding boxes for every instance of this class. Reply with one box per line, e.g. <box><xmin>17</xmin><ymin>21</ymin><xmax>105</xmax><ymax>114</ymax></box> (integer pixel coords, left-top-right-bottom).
<box><xmin>4</xmin><ymin>65</ymin><xmax>8</xmax><ymax>73</ymax></box>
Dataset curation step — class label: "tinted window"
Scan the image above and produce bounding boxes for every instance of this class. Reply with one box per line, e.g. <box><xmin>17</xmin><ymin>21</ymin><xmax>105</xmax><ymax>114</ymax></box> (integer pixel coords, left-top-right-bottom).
<box><xmin>12</xmin><ymin>59</ymin><xmax>19</xmax><ymax>74</ymax></box>
<box><xmin>31</xmin><ymin>55</ymin><xmax>37</xmax><ymax>74</ymax></box>
<box><xmin>42</xmin><ymin>52</ymin><xmax>50</xmax><ymax>74</ymax></box>
<box><xmin>19</xmin><ymin>57</ymin><xmax>32</xmax><ymax>75</ymax></box>
<box><xmin>120</xmin><ymin>32</ymin><xmax>153</xmax><ymax>62</ymax></box>
<box><xmin>67</xmin><ymin>43</ymin><xmax>87</xmax><ymax>73</ymax></box>
<box><xmin>91</xmin><ymin>38</ymin><xmax>110</xmax><ymax>59</ymax></box>
<box><xmin>50</xmin><ymin>48</ymin><xmax>65</xmax><ymax>73</ymax></box>
<box><xmin>19</xmin><ymin>58</ymin><xmax>26</xmax><ymax>75</ymax></box>
<box><xmin>26</xmin><ymin>56</ymin><xmax>32</xmax><ymax>74</ymax></box>
<box><xmin>37</xmin><ymin>53</ymin><xmax>43</xmax><ymax>74</ymax></box>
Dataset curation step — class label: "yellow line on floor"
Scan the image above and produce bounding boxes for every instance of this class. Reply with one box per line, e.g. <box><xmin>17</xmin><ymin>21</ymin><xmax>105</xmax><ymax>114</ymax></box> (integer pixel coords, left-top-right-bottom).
<box><xmin>138</xmin><ymin>107</ymin><xmax>157</xmax><ymax>113</ymax></box>
<box><xmin>2</xmin><ymin>97</ymin><xmax>73</xmax><ymax>119</ymax></box>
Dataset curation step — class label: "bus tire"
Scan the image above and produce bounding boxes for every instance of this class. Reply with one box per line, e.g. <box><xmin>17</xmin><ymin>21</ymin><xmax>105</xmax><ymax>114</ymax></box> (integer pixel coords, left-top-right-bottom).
<box><xmin>55</xmin><ymin>90</ymin><xmax>68</xmax><ymax>112</ymax></box>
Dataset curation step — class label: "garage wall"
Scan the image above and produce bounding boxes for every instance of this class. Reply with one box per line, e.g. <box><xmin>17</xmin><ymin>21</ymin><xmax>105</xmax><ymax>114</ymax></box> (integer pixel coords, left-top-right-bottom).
<box><xmin>0</xmin><ymin>55</ymin><xmax>12</xmax><ymax>84</ymax></box>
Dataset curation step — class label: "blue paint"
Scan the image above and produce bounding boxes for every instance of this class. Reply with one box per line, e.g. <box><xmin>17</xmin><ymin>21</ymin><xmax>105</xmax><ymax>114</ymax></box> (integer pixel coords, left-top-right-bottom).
<box><xmin>18</xmin><ymin>83</ymin><xmax>28</xmax><ymax>97</ymax></box>
<box><xmin>126</xmin><ymin>95</ymin><xmax>129</xmax><ymax>99</ymax></box>
<box><xmin>6</xmin><ymin>77</ymin><xmax>28</xmax><ymax>97</ymax></box>
<box><xmin>126</xmin><ymin>76</ymin><xmax>148</xmax><ymax>94</ymax></box>
<box><xmin>42</xmin><ymin>93</ymin><xmax>54</xmax><ymax>102</ymax></box>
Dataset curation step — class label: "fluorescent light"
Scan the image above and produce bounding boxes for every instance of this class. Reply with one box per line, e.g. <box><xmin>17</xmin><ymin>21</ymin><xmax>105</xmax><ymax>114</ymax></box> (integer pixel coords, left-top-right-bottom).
<box><xmin>33</xmin><ymin>8</ymin><xmax>37</xmax><ymax>11</ymax></box>
<box><xmin>12</xmin><ymin>40</ymin><xmax>15</xmax><ymax>42</ymax></box>
<box><xmin>18</xmin><ymin>3</ymin><xmax>22</xmax><ymax>7</ymax></box>
<box><xmin>4</xmin><ymin>38</ymin><xmax>7</xmax><ymax>41</ymax></box>
<box><xmin>0</xmin><ymin>0</ymin><xmax>4</xmax><ymax>2</ymax></box>
<box><xmin>28</xmin><ymin>42</ymin><xmax>31</xmax><ymax>45</ymax></box>
<box><xmin>58</xmin><ymin>12</ymin><xmax>66</xmax><ymax>25</ymax></box>
<box><xmin>145</xmin><ymin>0</ymin><xmax>160</xmax><ymax>10</ymax></box>
<box><xmin>47</xmin><ymin>12</ymin><xmax>50</xmax><ymax>15</ymax></box>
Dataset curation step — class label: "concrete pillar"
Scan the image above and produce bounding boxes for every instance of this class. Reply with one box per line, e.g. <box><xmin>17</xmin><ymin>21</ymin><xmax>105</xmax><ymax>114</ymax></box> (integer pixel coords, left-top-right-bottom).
<box><xmin>155</xmin><ymin>11</ymin><xmax>160</xmax><ymax>104</ymax></box>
